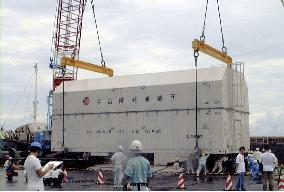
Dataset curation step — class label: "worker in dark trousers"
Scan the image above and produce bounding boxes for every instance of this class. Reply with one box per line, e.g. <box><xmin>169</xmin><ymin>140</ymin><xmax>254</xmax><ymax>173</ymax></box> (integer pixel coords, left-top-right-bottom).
<box><xmin>260</xmin><ymin>144</ymin><xmax>278</xmax><ymax>191</ymax></box>
<box><xmin>124</xmin><ymin>140</ymin><xmax>152</xmax><ymax>191</ymax></box>
<box><xmin>51</xmin><ymin>167</ymin><xmax>64</xmax><ymax>187</ymax></box>
<box><xmin>6</xmin><ymin>159</ymin><xmax>18</xmax><ymax>181</ymax></box>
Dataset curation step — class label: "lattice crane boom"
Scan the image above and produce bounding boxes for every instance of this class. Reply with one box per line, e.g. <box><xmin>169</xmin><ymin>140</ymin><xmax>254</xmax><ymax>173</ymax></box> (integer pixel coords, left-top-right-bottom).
<box><xmin>47</xmin><ymin>0</ymin><xmax>113</xmax><ymax>131</ymax></box>
<box><xmin>50</xmin><ymin>0</ymin><xmax>87</xmax><ymax>90</ymax></box>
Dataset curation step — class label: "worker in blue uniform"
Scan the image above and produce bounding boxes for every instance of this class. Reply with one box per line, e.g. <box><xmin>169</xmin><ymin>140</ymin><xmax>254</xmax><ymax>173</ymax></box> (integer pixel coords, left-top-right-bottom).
<box><xmin>124</xmin><ymin>140</ymin><xmax>152</xmax><ymax>191</ymax></box>
<box><xmin>6</xmin><ymin>159</ymin><xmax>18</xmax><ymax>181</ymax></box>
<box><xmin>247</xmin><ymin>153</ymin><xmax>256</xmax><ymax>174</ymax></box>
<box><xmin>251</xmin><ymin>160</ymin><xmax>261</xmax><ymax>183</ymax></box>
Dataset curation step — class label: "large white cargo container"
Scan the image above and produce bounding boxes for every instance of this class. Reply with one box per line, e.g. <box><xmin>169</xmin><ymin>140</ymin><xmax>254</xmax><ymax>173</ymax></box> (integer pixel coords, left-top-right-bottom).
<box><xmin>51</xmin><ymin>66</ymin><xmax>249</xmax><ymax>165</ymax></box>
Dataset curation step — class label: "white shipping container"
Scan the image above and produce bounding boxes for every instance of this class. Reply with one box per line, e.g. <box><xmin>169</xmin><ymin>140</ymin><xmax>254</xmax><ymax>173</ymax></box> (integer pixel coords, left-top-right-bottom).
<box><xmin>51</xmin><ymin>66</ymin><xmax>249</xmax><ymax>165</ymax></box>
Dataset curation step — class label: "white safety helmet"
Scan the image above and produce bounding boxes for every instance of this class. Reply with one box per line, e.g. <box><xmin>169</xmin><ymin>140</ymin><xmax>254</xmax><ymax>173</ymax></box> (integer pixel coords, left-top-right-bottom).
<box><xmin>129</xmin><ymin>140</ymin><xmax>142</xmax><ymax>151</ymax></box>
<box><xmin>255</xmin><ymin>148</ymin><xmax>259</xmax><ymax>151</ymax></box>
<box><xmin>117</xmin><ymin>146</ymin><xmax>124</xmax><ymax>151</ymax></box>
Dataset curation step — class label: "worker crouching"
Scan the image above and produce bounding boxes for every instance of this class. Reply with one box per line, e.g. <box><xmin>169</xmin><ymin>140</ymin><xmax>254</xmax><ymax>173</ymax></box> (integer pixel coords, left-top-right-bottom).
<box><xmin>124</xmin><ymin>140</ymin><xmax>152</xmax><ymax>191</ymax></box>
<box><xmin>43</xmin><ymin>166</ymin><xmax>65</xmax><ymax>188</ymax></box>
<box><xmin>5</xmin><ymin>158</ymin><xmax>18</xmax><ymax>181</ymax></box>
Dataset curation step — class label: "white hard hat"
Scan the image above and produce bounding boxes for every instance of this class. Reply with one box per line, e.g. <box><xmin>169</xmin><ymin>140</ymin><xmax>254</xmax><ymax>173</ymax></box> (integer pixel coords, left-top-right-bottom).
<box><xmin>256</xmin><ymin>148</ymin><xmax>259</xmax><ymax>151</ymax></box>
<box><xmin>8</xmin><ymin>157</ymin><xmax>12</xmax><ymax>160</ymax></box>
<box><xmin>129</xmin><ymin>140</ymin><xmax>142</xmax><ymax>151</ymax></box>
<box><xmin>118</xmin><ymin>146</ymin><xmax>124</xmax><ymax>151</ymax></box>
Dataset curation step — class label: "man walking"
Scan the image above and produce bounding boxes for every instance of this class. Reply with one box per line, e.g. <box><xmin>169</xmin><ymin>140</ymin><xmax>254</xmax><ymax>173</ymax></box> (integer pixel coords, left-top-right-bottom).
<box><xmin>124</xmin><ymin>140</ymin><xmax>152</xmax><ymax>191</ymax></box>
<box><xmin>235</xmin><ymin>146</ymin><xmax>246</xmax><ymax>191</ymax></box>
<box><xmin>24</xmin><ymin>142</ymin><xmax>54</xmax><ymax>191</ymax></box>
<box><xmin>260</xmin><ymin>144</ymin><xmax>278</xmax><ymax>191</ymax></box>
<box><xmin>111</xmin><ymin>145</ymin><xmax>127</xmax><ymax>188</ymax></box>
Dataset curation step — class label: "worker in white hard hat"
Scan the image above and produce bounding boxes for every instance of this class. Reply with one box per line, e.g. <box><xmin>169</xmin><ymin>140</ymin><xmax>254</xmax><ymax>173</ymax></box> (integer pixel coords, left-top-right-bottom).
<box><xmin>124</xmin><ymin>140</ymin><xmax>152</xmax><ymax>191</ymax></box>
<box><xmin>111</xmin><ymin>145</ymin><xmax>127</xmax><ymax>188</ymax></box>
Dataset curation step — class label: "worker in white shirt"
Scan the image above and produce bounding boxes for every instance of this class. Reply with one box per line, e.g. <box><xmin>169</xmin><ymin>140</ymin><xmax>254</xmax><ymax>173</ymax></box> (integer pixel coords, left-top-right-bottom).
<box><xmin>24</xmin><ymin>142</ymin><xmax>54</xmax><ymax>191</ymax></box>
<box><xmin>253</xmin><ymin>148</ymin><xmax>261</xmax><ymax>162</ymax></box>
<box><xmin>51</xmin><ymin>167</ymin><xmax>64</xmax><ymax>187</ymax></box>
<box><xmin>111</xmin><ymin>146</ymin><xmax>127</xmax><ymax>188</ymax></box>
<box><xmin>260</xmin><ymin>144</ymin><xmax>278</xmax><ymax>191</ymax></box>
<box><xmin>235</xmin><ymin>146</ymin><xmax>246</xmax><ymax>191</ymax></box>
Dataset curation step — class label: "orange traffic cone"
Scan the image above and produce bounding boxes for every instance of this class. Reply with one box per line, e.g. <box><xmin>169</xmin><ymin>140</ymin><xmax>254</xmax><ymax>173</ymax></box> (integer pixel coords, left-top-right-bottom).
<box><xmin>225</xmin><ymin>174</ymin><xmax>233</xmax><ymax>191</ymax></box>
<box><xmin>279</xmin><ymin>175</ymin><xmax>284</xmax><ymax>191</ymax></box>
<box><xmin>176</xmin><ymin>173</ymin><xmax>186</xmax><ymax>190</ymax></box>
<box><xmin>97</xmin><ymin>170</ymin><xmax>104</xmax><ymax>185</ymax></box>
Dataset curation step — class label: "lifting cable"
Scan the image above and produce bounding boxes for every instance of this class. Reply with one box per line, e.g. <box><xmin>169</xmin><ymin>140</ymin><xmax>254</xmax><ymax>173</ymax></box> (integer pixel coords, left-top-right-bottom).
<box><xmin>193</xmin><ymin>0</ymin><xmax>228</xmax><ymax>151</ymax></box>
<box><xmin>91</xmin><ymin>0</ymin><xmax>106</xmax><ymax>67</ymax></box>
<box><xmin>216</xmin><ymin>0</ymin><xmax>227</xmax><ymax>53</ymax></box>
<box><xmin>61</xmin><ymin>0</ymin><xmax>106</xmax><ymax>148</ymax></box>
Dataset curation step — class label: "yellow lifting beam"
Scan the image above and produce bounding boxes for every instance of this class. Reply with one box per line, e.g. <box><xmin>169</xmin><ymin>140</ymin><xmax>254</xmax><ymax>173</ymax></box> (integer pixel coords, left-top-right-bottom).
<box><xmin>192</xmin><ymin>39</ymin><xmax>232</xmax><ymax>65</ymax></box>
<box><xmin>60</xmin><ymin>56</ymin><xmax>113</xmax><ymax>77</ymax></box>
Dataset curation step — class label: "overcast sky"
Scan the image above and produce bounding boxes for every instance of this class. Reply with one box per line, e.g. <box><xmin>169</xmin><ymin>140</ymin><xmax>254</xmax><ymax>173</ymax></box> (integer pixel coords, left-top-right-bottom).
<box><xmin>0</xmin><ymin>0</ymin><xmax>283</xmax><ymax>136</ymax></box>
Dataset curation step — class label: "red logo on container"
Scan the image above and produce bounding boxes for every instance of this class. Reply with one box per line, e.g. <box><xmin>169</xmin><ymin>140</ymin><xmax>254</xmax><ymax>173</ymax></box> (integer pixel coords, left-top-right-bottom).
<box><xmin>83</xmin><ymin>97</ymin><xmax>90</xmax><ymax>105</ymax></box>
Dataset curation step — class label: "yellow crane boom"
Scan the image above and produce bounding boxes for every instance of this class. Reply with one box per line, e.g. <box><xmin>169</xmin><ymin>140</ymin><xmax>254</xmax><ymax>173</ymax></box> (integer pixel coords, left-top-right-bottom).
<box><xmin>60</xmin><ymin>57</ymin><xmax>113</xmax><ymax>77</ymax></box>
<box><xmin>192</xmin><ymin>39</ymin><xmax>232</xmax><ymax>65</ymax></box>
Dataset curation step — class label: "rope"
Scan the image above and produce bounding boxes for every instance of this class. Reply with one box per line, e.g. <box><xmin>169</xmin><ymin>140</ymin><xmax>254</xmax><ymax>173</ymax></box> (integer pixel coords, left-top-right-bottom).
<box><xmin>152</xmin><ymin>165</ymin><xmax>171</xmax><ymax>174</ymax></box>
<box><xmin>90</xmin><ymin>0</ymin><xmax>106</xmax><ymax>67</ymax></box>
